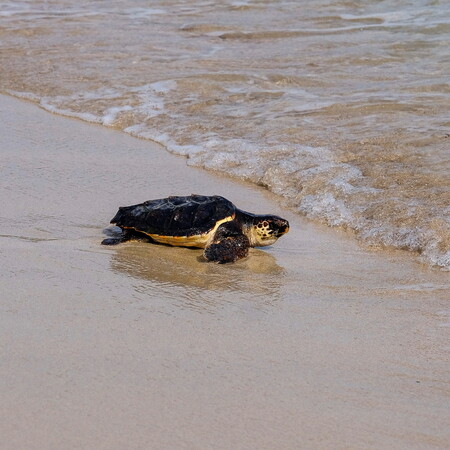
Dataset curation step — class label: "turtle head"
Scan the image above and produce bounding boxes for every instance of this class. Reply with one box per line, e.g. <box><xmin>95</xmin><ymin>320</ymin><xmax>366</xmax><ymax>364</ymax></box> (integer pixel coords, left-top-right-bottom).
<box><xmin>250</xmin><ymin>215</ymin><xmax>290</xmax><ymax>247</ymax></box>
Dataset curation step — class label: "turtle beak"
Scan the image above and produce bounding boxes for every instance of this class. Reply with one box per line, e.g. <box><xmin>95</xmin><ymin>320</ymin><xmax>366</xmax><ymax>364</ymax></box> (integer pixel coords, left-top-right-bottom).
<box><xmin>276</xmin><ymin>220</ymin><xmax>289</xmax><ymax>237</ymax></box>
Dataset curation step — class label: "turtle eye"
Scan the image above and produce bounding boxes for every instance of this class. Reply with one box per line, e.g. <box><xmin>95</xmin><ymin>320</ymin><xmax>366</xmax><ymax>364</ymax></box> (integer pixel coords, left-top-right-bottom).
<box><xmin>263</xmin><ymin>221</ymin><xmax>268</xmax><ymax>227</ymax></box>
<box><xmin>257</xmin><ymin>223</ymin><xmax>263</xmax><ymax>228</ymax></box>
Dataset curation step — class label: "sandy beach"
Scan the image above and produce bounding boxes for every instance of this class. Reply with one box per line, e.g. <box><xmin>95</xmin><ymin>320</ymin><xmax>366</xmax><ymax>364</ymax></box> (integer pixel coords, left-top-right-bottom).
<box><xmin>1</xmin><ymin>94</ymin><xmax>449</xmax><ymax>449</ymax></box>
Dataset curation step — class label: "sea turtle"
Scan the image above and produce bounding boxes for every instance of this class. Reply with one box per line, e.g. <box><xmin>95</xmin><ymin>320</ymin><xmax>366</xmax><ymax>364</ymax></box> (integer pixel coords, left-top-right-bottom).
<box><xmin>102</xmin><ymin>194</ymin><xmax>289</xmax><ymax>263</ymax></box>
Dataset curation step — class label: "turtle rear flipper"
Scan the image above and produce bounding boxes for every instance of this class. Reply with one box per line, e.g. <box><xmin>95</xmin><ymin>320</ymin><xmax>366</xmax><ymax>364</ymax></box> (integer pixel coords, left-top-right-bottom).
<box><xmin>102</xmin><ymin>237</ymin><xmax>124</xmax><ymax>245</ymax></box>
<box><xmin>204</xmin><ymin>224</ymin><xmax>250</xmax><ymax>263</ymax></box>
<box><xmin>101</xmin><ymin>228</ymin><xmax>147</xmax><ymax>245</ymax></box>
<box><xmin>101</xmin><ymin>231</ymin><xmax>134</xmax><ymax>245</ymax></box>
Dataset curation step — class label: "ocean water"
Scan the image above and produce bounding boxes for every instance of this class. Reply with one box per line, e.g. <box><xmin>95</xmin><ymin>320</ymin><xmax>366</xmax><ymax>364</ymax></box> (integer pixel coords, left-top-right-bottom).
<box><xmin>1</xmin><ymin>0</ymin><xmax>449</xmax><ymax>268</ymax></box>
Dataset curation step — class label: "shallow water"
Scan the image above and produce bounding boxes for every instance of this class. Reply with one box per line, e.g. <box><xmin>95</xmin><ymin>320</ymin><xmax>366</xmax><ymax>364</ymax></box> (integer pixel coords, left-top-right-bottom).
<box><xmin>0</xmin><ymin>0</ymin><xmax>449</xmax><ymax>267</ymax></box>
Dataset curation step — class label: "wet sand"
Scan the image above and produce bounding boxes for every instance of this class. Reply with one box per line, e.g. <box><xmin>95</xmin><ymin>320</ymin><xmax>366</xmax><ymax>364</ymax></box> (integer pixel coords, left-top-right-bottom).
<box><xmin>1</xmin><ymin>94</ymin><xmax>449</xmax><ymax>449</ymax></box>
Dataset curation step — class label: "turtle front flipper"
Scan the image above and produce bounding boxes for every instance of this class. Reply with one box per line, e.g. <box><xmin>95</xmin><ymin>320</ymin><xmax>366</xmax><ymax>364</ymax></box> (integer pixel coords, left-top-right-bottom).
<box><xmin>204</xmin><ymin>235</ymin><xmax>249</xmax><ymax>263</ymax></box>
<box><xmin>204</xmin><ymin>224</ymin><xmax>250</xmax><ymax>263</ymax></box>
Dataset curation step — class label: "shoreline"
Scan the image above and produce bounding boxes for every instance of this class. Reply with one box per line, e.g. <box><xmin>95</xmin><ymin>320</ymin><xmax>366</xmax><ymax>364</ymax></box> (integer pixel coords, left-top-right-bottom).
<box><xmin>7</xmin><ymin>91</ymin><xmax>448</xmax><ymax>272</ymax></box>
<box><xmin>1</xmin><ymin>94</ymin><xmax>449</xmax><ymax>449</ymax></box>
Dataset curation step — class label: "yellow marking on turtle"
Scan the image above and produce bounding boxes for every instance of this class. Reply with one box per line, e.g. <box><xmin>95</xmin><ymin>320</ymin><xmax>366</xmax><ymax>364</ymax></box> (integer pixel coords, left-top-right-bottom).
<box><xmin>124</xmin><ymin>214</ymin><xmax>235</xmax><ymax>248</ymax></box>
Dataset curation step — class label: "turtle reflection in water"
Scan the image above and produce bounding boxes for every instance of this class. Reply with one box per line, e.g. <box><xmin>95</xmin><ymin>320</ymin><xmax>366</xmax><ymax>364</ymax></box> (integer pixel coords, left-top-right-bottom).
<box><xmin>102</xmin><ymin>195</ymin><xmax>289</xmax><ymax>264</ymax></box>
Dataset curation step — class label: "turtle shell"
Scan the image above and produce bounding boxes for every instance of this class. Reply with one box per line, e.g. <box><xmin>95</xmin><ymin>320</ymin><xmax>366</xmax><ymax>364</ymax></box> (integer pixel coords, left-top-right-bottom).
<box><xmin>110</xmin><ymin>195</ymin><xmax>236</xmax><ymax>247</ymax></box>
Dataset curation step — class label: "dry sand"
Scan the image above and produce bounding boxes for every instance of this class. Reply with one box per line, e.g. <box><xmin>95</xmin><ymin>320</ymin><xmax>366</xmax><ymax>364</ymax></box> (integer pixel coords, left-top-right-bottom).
<box><xmin>1</xmin><ymin>94</ymin><xmax>449</xmax><ymax>449</ymax></box>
